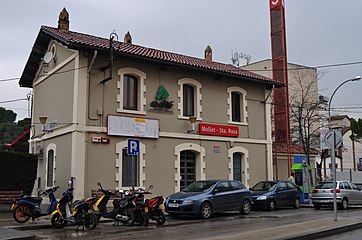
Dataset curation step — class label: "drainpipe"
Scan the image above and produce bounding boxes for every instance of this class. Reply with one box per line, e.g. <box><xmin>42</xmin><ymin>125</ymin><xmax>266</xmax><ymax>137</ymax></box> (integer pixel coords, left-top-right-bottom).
<box><xmin>87</xmin><ymin>51</ymin><xmax>99</xmax><ymax>121</ymax></box>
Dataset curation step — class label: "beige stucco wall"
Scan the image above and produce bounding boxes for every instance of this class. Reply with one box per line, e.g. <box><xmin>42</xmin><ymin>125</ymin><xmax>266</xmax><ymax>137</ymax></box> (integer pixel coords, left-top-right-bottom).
<box><xmin>30</xmin><ymin>40</ymin><xmax>274</xmax><ymax>198</ymax></box>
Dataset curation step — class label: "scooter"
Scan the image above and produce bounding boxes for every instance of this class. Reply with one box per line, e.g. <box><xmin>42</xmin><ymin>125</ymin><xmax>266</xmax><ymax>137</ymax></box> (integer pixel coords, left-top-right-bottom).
<box><xmin>145</xmin><ymin>194</ymin><xmax>166</xmax><ymax>225</ymax></box>
<box><xmin>93</xmin><ymin>182</ymin><xmax>136</xmax><ymax>226</ymax></box>
<box><xmin>12</xmin><ymin>186</ymin><xmax>59</xmax><ymax>223</ymax></box>
<box><xmin>51</xmin><ymin>181</ymin><xmax>98</xmax><ymax>230</ymax></box>
<box><xmin>131</xmin><ymin>185</ymin><xmax>166</xmax><ymax>226</ymax></box>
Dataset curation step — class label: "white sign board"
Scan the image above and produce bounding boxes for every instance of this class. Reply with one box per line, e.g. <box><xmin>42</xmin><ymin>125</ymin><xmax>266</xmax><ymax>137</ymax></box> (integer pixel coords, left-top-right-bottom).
<box><xmin>324</xmin><ymin>128</ymin><xmax>343</xmax><ymax>149</ymax></box>
<box><xmin>107</xmin><ymin>115</ymin><xmax>159</xmax><ymax>139</ymax></box>
<box><xmin>320</xmin><ymin>127</ymin><xmax>329</xmax><ymax>150</ymax></box>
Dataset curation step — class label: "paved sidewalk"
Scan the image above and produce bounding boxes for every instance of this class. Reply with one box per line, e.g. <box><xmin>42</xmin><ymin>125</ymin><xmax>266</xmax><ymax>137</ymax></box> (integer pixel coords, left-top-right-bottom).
<box><xmin>2</xmin><ymin>209</ymin><xmax>362</xmax><ymax>240</ymax></box>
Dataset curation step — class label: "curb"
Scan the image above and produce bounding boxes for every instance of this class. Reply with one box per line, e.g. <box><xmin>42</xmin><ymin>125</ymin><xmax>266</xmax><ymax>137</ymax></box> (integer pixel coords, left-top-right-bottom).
<box><xmin>286</xmin><ymin>221</ymin><xmax>362</xmax><ymax>240</ymax></box>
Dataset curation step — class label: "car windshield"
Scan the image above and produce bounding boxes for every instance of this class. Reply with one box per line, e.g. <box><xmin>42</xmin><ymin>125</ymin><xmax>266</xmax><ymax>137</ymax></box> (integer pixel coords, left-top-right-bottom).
<box><xmin>314</xmin><ymin>182</ymin><xmax>334</xmax><ymax>189</ymax></box>
<box><xmin>250</xmin><ymin>182</ymin><xmax>276</xmax><ymax>191</ymax></box>
<box><xmin>183</xmin><ymin>181</ymin><xmax>216</xmax><ymax>192</ymax></box>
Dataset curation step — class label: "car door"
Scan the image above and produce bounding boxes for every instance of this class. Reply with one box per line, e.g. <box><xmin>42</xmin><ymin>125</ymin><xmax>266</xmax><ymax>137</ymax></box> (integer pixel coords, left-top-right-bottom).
<box><xmin>342</xmin><ymin>181</ymin><xmax>355</xmax><ymax>204</ymax></box>
<box><xmin>212</xmin><ymin>181</ymin><xmax>233</xmax><ymax>211</ymax></box>
<box><xmin>286</xmin><ymin>182</ymin><xmax>298</xmax><ymax>204</ymax></box>
<box><xmin>275</xmin><ymin>182</ymin><xmax>289</xmax><ymax>206</ymax></box>
<box><xmin>349</xmin><ymin>182</ymin><xmax>362</xmax><ymax>204</ymax></box>
<box><xmin>229</xmin><ymin>181</ymin><xmax>248</xmax><ymax>209</ymax></box>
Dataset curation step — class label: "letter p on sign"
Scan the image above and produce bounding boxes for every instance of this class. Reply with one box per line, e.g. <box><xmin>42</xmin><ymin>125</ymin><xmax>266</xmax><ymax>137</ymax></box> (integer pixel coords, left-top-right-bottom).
<box><xmin>127</xmin><ymin>139</ymin><xmax>140</xmax><ymax>155</ymax></box>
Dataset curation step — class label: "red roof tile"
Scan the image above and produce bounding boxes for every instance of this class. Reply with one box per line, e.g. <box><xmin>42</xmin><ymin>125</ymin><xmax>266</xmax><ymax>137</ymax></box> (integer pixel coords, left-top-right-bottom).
<box><xmin>273</xmin><ymin>142</ymin><xmax>319</xmax><ymax>155</ymax></box>
<box><xmin>41</xmin><ymin>26</ymin><xmax>281</xmax><ymax>85</ymax></box>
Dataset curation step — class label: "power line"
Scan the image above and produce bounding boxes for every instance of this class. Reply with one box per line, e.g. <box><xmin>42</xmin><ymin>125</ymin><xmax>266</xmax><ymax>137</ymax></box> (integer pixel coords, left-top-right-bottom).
<box><xmin>0</xmin><ymin>98</ymin><xmax>27</xmax><ymax>104</ymax></box>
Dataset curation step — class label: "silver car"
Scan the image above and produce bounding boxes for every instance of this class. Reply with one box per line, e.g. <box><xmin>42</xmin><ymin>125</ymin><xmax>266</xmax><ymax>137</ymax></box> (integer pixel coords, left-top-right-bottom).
<box><xmin>311</xmin><ymin>181</ymin><xmax>362</xmax><ymax>209</ymax></box>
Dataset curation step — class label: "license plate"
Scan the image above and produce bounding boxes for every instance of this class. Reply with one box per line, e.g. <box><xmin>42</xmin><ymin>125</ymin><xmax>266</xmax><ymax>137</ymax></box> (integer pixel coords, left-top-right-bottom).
<box><xmin>169</xmin><ymin>203</ymin><xmax>179</xmax><ymax>208</ymax></box>
<box><xmin>159</xmin><ymin>204</ymin><xmax>165</xmax><ymax>210</ymax></box>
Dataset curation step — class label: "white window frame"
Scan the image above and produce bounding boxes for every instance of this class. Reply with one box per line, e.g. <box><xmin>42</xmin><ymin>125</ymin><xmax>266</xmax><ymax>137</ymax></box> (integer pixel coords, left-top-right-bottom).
<box><xmin>228</xmin><ymin>146</ymin><xmax>249</xmax><ymax>188</ymax></box>
<box><xmin>227</xmin><ymin>86</ymin><xmax>248</xmax><ymax>125</ymax></box>
<box><xmin>45</xmin><ymin>143</ymin><xmax>56</xmax><ymax>187</ymax></box>
<box><xmin>115</xmin><ymin>140</ymin><xmax>146</xmax><ymax>190</ymax></box>
<box><xmin>174</xmin><ymin>143</ymin><xmax>205</xmax><ymax>193</ymax></box>
<box><xmin>177</xmin><ymin>78</ymin><xmax>202</xmax><ymax>120</ymax></box>
<box><xmin>117</xmin><ymin>67</ymin><xmax>146</xmax><ymax>115</ymax></box>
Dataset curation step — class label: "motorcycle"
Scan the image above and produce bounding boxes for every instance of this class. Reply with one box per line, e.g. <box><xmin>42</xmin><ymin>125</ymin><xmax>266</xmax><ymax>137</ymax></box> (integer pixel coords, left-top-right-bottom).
<box><xmin>127</xmin><ymin>187</ymin><xmax>150</xmax><ymax>226</ymax></box>
<box><xmin>93</xmin><ymin>182</ymin><xmax>136</xmax><ymax>226</ymax></box>
<box><xmin>145</xmin><ymin>195</ymin><xmax>166</xmax><ymax>225</ymax></box>
<box><xmin>12</xmin><ymin>186</ymin><xmax>59</xmax><ymax>223</ymax></box>
<box><xmin>132</xmin><ymin>185</ymin><xmax>166</xmax><ymax>226</ymax></box>
<box><xmin>51</xmin><ymin>181</ymin><xmax>98</xmax><ymax>230</ymax></box>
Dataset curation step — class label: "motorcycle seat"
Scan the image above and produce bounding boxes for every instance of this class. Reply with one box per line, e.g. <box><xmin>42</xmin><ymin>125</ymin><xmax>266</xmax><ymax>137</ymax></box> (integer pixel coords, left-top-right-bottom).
<box><xmin>23</xmin><ymin>196</ymin><xmax>42</xmax><ymax>203</ymax></box>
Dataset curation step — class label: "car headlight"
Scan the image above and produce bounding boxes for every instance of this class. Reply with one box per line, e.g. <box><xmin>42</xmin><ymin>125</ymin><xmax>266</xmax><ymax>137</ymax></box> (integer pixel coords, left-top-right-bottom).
<box><xmin>183</xmin><ymin>200</ymin><xmax>194</xmax><ymax>204</ymax></box>
<box><xmin>256</xmin><ymin>196</ymin><xmax>267</xmax><ymax>200</ymax></box>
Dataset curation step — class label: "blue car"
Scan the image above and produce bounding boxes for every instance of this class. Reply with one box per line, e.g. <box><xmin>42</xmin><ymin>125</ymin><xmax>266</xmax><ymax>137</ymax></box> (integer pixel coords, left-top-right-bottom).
<box><xmin>165</xmin><ymin>180</ymin><xmax>251</xmax><ymax>219</ymax></box>
<box><xmin>250</xmin><ymin>180</ymin><xmax>300</xmax><ymax>210</ymax></box>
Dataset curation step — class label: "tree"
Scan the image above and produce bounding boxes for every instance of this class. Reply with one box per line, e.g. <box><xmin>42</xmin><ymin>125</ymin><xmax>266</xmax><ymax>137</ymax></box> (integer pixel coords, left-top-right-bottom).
<box><xmin>0</xmin><ymin>107</ymin><xmax>16</xmax><ymax>123</ymax></box>
<box><xmin>0</xmin><ymin>107</ymin><xmax>30</xmax><ymax>152</ymax></box>
<box><xmin>289</xmin><ymin>69</ymin><xmax>328</xmax><ymax>157</ymax></box>
<box><xmin>350</xmin><ymin>118</ymin><xmax>362</xmax><ymax>142</ymax></box>
<box><xmin>288</xmin><ymin>68</ymin><xmax>329</xmax><ymax>184</ymax></box>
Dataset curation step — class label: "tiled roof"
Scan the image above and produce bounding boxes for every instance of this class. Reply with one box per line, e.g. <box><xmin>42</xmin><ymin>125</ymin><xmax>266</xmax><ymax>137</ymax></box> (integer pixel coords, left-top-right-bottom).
<box><xmin>273</xmin><ymin>142</ymin><xmax>319</xmax><ymax>155</ymax></box>
<box><xmin>19</xmin><ymin>26</ymin><xmax>283</xmax><ymax>88</ymax></box>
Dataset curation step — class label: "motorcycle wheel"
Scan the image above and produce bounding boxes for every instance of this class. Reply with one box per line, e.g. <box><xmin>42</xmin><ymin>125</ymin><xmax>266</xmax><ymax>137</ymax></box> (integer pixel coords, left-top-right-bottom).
<box><xmin>155</xmin><ymin>209</ymin><xmax>166</xmax><ymax>225</ymax></box>
<box><xmin>123</xmin><ymin>209</ymin><xmax>136</xmax><ymax>226</ymax></box>
<box><xmin>13</xmin><ymin>205</ymin><xmax>31</xmax><ymax>223</ymax></box>
<box><xmin>84</xmin><ymin>212</ymin><xmax>98</xmax><ymax>230</ymax></box>
<box><xmin>138</xmin><ymin>212</ymin><xmax>149</xmax><ymax>226</ymax></box>
<box><xmin>51</xmin><ymin>213</ymin><xmax>67</xmax><ymax>229</ymax></box>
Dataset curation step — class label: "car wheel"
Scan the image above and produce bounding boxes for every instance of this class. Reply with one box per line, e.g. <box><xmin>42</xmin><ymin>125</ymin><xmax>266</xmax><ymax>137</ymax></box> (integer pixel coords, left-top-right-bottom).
<box><xmin>199</xmin><ymin>202</ymin><xmax>212</xmax><ymax>219</ymax></box>
<box><xmin>268</xmin><ymin>199</ymin><xmax>276</xmax><ymax>211</ymax></box>
<box><xmin>313</xmin><ymin>204</ymin><xmax>321</xmax><ymax>210</ymax></box>
<box><xmin>240</xmin><ymin>199</ymin><xmax>251</xmax><ymax>215</ymax></box>
<box><xmin>340</xmin><ymin>198</ymin><xmax>348</xmax><ymax>210</ymax></box>
<box><xmin>293</xmin><ymin>198</ymin><xmax>300</xmax><ymax>209</ymax></box>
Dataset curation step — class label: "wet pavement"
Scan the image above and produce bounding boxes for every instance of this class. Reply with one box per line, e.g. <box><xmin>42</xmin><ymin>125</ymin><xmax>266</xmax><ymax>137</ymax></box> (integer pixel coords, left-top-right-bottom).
<box><xmin>2</xmin><ymin>205</ymin><xmax>362</xmax><ymax>240</ymax></box>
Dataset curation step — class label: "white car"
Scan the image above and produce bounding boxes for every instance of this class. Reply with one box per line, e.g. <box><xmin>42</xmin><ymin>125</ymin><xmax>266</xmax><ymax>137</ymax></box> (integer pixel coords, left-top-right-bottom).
<box><xmin>311</xmin><ymin>180</ymin><xmax>362</xmax><ymax>209</ymax></box>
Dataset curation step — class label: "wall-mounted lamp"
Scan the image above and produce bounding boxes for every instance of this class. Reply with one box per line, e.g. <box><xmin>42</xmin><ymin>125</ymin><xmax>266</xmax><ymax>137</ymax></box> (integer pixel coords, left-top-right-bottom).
<box><xmin>187</xmin><ymin>116</ymin><xmax>197</xmax><ymax>133</ymax></box>
<box><xmin>39</xmin><ymin>116</ymin><xmax>48</xmax><ymax>124</ymax></box>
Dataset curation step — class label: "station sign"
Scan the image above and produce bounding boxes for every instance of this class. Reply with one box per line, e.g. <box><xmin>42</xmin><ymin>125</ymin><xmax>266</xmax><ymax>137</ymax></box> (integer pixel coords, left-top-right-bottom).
<box><xmin>199</xmin><ymin>123</ymin><xmax>238</xmax><ymax>137</ymax></box>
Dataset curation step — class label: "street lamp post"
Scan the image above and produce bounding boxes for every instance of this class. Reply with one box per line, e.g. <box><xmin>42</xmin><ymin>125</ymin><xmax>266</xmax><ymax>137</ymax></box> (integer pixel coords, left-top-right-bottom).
<box><xmin>328</xmin><ymin>75</ymin><xmax>361</xmax><ymax>221</ymax></box>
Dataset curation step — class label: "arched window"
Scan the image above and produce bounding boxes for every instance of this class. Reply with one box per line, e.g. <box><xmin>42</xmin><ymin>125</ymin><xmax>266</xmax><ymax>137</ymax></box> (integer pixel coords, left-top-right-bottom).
<box><xmin>116</xmin><ymin>141</ymin><xmax>146</xmax><ymax>189</ymax></box>
<box><xmin>178</xmin><ymin>78</ymin><xmax>202</xmax><ymax>120</ymax></box>
<box><xmin>227</xmin><ymin>87</ymin><xmax>247</xmax><ymax>125</ymax></box>
<box><xmin>174</xmin><ymin>143</ymin><xmax>205</xmax><ymax>192</ymax></box>
<box><xmin>117</xmin><ymin>67</ymin><xmax>146</xmax><ymax>115</ymax></box>
<box><xmin>123</xmin><ymin>75</ymin><xmax>138</xmax><ymax>110</ymax></box>
<box><xmin>47</xmin><ymin>149</ymin><xmax>54</xmax><ymax>187</ymax></box>
<box><xmin>228</xmin><ymin>146</ymin><xmax>249</xmax><ymax>187</ymax></box>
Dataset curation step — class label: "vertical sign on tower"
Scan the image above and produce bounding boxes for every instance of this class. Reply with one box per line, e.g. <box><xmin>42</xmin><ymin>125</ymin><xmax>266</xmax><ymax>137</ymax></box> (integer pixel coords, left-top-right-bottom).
<box><xmin>270</xmin><ymin>0</ymin><xmax>291</xmax><ymax>179</ymax></box>
<box><xmin>269</xmin><ymin>0</ymin><xmax>283</xmax><ymax>9</ymax></box>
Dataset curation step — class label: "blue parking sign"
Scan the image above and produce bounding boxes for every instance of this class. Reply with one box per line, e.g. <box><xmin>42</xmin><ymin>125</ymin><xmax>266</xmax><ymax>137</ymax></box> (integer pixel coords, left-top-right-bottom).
<box><xmin>127</xmin><ymin>139</ymin><xmax>140</xmax><ymax>155</ymax></box>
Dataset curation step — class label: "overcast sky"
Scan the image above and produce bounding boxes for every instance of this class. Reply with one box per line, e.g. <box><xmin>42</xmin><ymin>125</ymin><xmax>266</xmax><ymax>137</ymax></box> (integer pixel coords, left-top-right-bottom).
<box><xmin>1</xmin><ymin>0</ymin><xmax>362</xmax><ymax>121</ymax></box>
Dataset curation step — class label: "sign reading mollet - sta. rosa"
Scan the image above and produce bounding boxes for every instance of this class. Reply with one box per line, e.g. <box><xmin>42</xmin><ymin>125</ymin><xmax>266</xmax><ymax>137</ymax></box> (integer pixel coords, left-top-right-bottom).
<box><xmin>199</xmin><ymin>123</ymin><xmax>239</xmax><ymax>137</ymax></box>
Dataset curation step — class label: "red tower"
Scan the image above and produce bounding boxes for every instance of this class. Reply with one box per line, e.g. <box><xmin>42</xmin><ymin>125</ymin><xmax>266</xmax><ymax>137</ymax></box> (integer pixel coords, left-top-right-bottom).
<box><xmin>269</xmin><ymin>0</ymin><xmax>291</xmax><ymax>179</ymax></box>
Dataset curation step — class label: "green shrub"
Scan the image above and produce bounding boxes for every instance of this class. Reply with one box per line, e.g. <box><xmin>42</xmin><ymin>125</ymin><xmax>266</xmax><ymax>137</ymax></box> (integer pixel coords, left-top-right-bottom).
<box><xmin>0</xmin><ymin>151</ymin><xmax>37</xmax><ymax>195</ymax></box>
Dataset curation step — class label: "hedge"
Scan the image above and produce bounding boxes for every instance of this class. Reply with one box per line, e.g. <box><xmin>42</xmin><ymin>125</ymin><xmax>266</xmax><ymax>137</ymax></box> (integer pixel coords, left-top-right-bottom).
<box><xmin>0</xmin><ymin>151</ymin><xmax>38</xmax><ymax>195</ymax></box>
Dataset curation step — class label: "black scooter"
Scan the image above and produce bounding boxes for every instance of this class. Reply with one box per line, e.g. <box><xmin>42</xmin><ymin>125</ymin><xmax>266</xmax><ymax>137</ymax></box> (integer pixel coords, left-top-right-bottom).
<box><xmin>93</xmin><ymin>182</ymin><xmax>136</xmax><ymax>226</ymax></box>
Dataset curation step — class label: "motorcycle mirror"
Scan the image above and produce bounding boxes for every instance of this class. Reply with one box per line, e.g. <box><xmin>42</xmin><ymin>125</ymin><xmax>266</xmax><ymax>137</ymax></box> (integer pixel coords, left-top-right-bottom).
<box><xmin>149</xmin><ymin>185</ymin><xmax>154</xmax><ymax>190</ymax></box>
<box><xmin>97</xmin><ymin>182</ymin><xmax>102</xmax><ymax>188</ymax></box>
